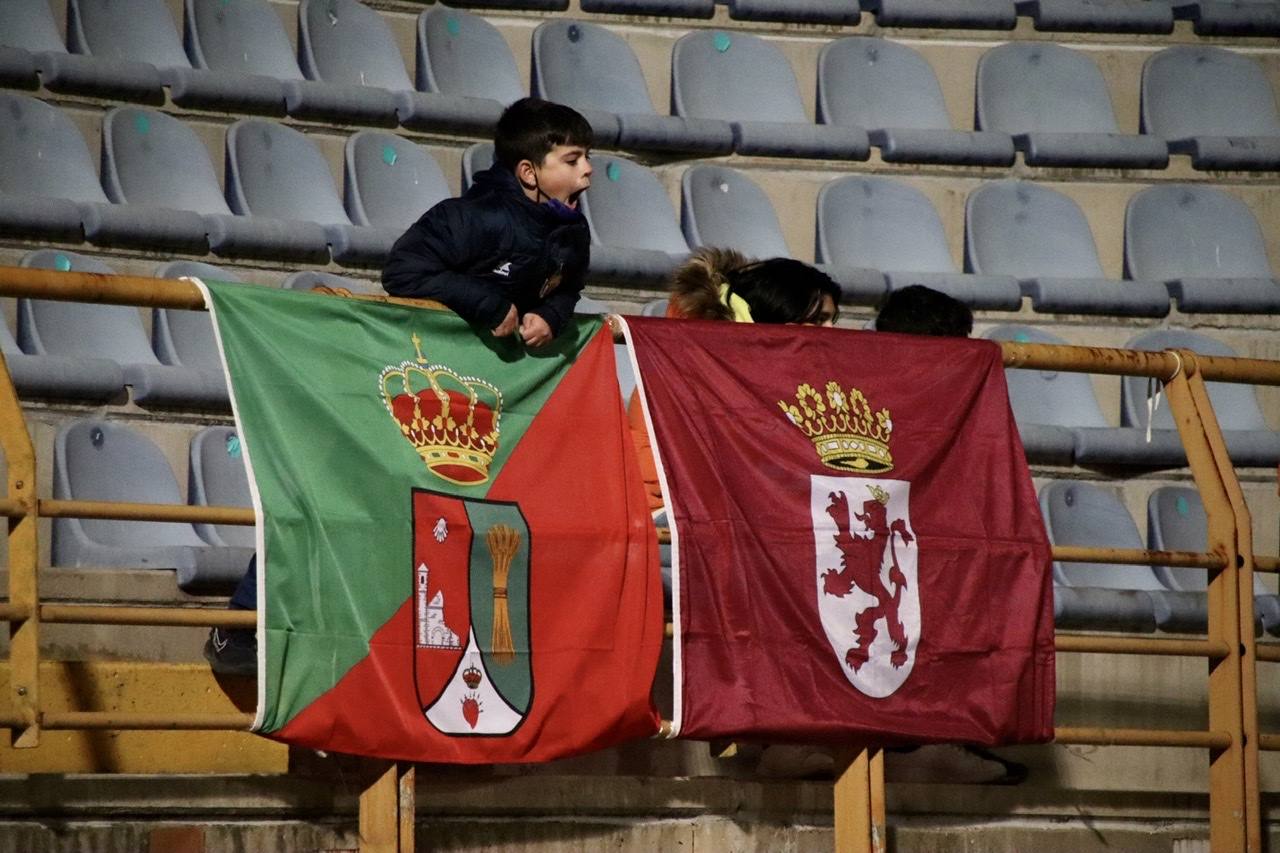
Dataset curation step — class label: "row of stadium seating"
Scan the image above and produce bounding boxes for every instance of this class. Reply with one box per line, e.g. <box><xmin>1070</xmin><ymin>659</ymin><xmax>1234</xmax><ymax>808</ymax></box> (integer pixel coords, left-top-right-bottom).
<box><xmin>3</xmin><ymin>0</ymin><xmax>1278</xmax><ymax>168</ymax></box>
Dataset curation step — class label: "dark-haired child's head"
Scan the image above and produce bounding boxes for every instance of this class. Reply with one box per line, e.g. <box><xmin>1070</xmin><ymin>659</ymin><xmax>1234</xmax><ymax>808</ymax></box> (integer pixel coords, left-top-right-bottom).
<box><xmin>494</xmin><ymin>98</ymin><xmax>594</xmax><ymax>209</ymax></box>
<box><xmin>730</xmin><ymin>258</ymin><xmax>842</xmax><ymax>326</ymax></box>
<box><xmin>874</xmin><ymin>285</ymin><xmax>973</xmax><ymax>338</ymax></box>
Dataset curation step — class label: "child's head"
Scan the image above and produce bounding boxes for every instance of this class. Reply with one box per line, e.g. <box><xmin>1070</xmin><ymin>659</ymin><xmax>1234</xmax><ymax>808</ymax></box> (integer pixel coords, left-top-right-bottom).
<box><xmin>494</xmin><ymin>98</ymin><xmax>594</xmax><ymax>209</ymax></box>
<box><xmin>729</xmin><ymin>258</ymin><xmax>841</xmax><ymax>326</ymax></box>
<box><xmin>874</xmin><ymin>284</ymin><xmax>973</xmax><ymax>338</ymax></box>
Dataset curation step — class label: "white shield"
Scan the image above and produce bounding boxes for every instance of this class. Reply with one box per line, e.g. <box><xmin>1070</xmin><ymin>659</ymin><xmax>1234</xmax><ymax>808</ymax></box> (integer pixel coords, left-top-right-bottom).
<box><xmin>811</xmin><ymin>475</ymin><xmax>920</xmax><ymax>698</ymax></box>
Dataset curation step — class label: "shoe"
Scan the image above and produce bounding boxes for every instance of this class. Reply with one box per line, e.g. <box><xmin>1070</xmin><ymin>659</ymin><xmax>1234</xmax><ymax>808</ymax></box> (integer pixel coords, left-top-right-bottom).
<box><xmin>755</xmin><ymin>744</ymin><xmax>836</xmax><ymax>779</ymax></box>
<box><xmin>884</xmin><ymin>744</ymin><xmax>1027</xmax><ymax>785</ymax></box>
<box><xmin>204</xmin><ymin>627</ymin><xmax>257</xmax><ymax>677</ymax></box>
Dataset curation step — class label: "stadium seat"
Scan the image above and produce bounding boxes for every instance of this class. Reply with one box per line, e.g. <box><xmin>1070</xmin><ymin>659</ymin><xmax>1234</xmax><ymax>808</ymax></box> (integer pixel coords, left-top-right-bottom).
<box><xmin>1017</xmin><ymin>0</ymin><xmax>1174</xmax><ymax>33</ymax></box>
<box><xmin>34</xmin><ymin>0</ymin><xmax>169</xmax><ymax>102</ymax></box>
<box><xmin>976</xmin><ymin>42</ymin><xmax>1168</xmax><ymax>169</ymax></box>
<box><xmin>727</xmin><ymin>0</ymin><xmax>862</xmax><ymax>24</ymax></box>
<box><xmin>1119</xmin><ymin>330</ymin><xmax>1280</xmax><ymax>467</ymax></box>
<box><xmin>282</xmin><ymin>271</ymin><xmax>378</xmax><ymax>294</ymax></box>
<box><xmin>680</xmin><ymin>165</ymin><xmax>791</xmax><ymax>259</ymax></box>
<box><xmin>408</xmin><ymin>8</ymin><xmax>523</xmax><ymax>135</ymax></box>
<box><xmin>640</xmin><ymin>298</ymin><xmax>670</xmax><ymax>317</ymax></box>
<box><xmin>180</xmin><ymin>0</ymin><xmax>302</xmax><ymax>114</ymax></box>
<box><xmin>965</xmin><ymin>181</ymin><xmax>1170</xmax><ymax>317</ymax></box>
<box><xmin>150</xmin><ymin>263</ymin><xmax>235</xmax><ymax>408</ymax></box>
<box><xmin>866</xmin><ymin>0</ymin><xmax>1018</xmax><ymax>29</ymax></box>
<box><xmin>294</xmin><ymin>0</ymin><xmax>407</xmax><ymax>125</ymax></box>
<box><xmin>19</xmin><ymin>250</ymin><xmax>229</xmax><ymax>408</ymax></box>
<box><xmin>531</xmin><ymin>20</ymin><xmax>732</xmax><ymax>154</ymax></box>
<box><xmin>1169</xmin><ymin>0</ymin><xmax>1280</xmax><ymax>35</ymax></box>
<box><xmin>189</xmin><ymin>426</ymin><xmax>256</xmax><ymax>551</ymax></box>
<box><xmin>574</xmin><ymin>296</ymin><xmax>612</xmax><ymax>314</ymax></box>
<box><xmin>52</xmin><ymin>419</ymin><xmax>252</xmax><ymax>589</ymax></box>
<box><xmin>672</xmin><ymin>31</ymin><xmax>869</xmax><ymax>160</ymax></box>
<box><xmin>1148</xmin><ymin>486</ymin><xmax>1279</xmax><ymax>635</ymax></box>
<box><xmin>817</xmin><ymin>176</ymin><xmax>1016</xmax><ymax>309</ymax></box>
<box><xmin>226</xmin><ymin>119</ymin><xmax>391</xmax><ymax>265</ymax></box>
<box><xmin>344</xmin><ymin>131</ymin><xmax>449</xmax><ymax>236</ymax></box>
<box><xmin>1141</xmin><ymin>46</ymin><xmax>1280</xmax><ymax>171</ymax></box>
<box><xmin>1125</xmin><ymin>185</ymin><xmax>1280</xmax><ymax>313</ymax></box>
<box><xmin>0</xmin><ymin>0</ymin><xmax>63</xmax><ymax>88</ymax></box>
<box><xmin>461</xmin><ymin>142</ymin><xmax>496</xmax><ymax>191</ymax></box>
<box><xmin>817</xmin><ymin>37</ymin><xmax>1015</xmax><ymax>167</ymax></box>
<box><xmin>580</xmin><ymin>0</ymin><xmax>714</xmax><ymax>16</ymax></box>
<box><xmin>579</xmin><ymin>155</ymin><xmax>688</xmax><ymax>284</ymax></box>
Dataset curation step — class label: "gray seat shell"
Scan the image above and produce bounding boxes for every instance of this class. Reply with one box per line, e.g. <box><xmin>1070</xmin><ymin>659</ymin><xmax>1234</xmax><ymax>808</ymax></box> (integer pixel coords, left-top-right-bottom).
<box><xmin>344</xmin><ymin>131</ymin><xmax>450</xmax><ymax>233</ymax></box>
<box><xmin>0</xmin><ymin>0</ymin><xmax>64</xmax><ymax>88</ymax></box>
<box><xmin>190</xmin><ymin>426</ymin><xmax>256</xmax><ymax>549</ymax></box>
<box><xmin>1017</xmin><ymin>0</ymin><xmax>1174</xmax><ymax>33</ymax></box>
<box><xmin>579</xmin><ymin>155</ymin><xmax>688</xmax><ymax>285</ymax></box>
<box><xmin>151</xmin><ymin>262</ymin><xmax>237</xmax><ymax>408</ymax></box>
<box><xmin>680</xmin><ymin>165</ymin><xmax>791</xmax><ymax>259</ymax></box>
<box><xmin>866</xmin><ymin>0</ymin><xmax>1018</xmax><ymax>29</ymax></box>
<box><xmin>728</xmin><ymin>0</ymin><xmax>861</xmax><ymax>23</ymax></box>
<box><xmin>180</xmin><ymin>0</ymin><xmax>302</xmax><ymax>114</ymax></box>
<box><xmin>1169</xmin><ymin>0</ymin><xmax>1280</xmax><ymax>35</ymax></box>
<box><xmin>282</xmin><ymin>271</ymin><xmax>378</xmax><ymax>294</ymax></box>
<box><xmin>581</xmin><ymin>0</ymin><xmax>713</xmax><ymax>15</ymax></box>
<box><xmin>404</xmin><ymin>8</ymin><xmax>521</xmax><ymax>135</ymax></box>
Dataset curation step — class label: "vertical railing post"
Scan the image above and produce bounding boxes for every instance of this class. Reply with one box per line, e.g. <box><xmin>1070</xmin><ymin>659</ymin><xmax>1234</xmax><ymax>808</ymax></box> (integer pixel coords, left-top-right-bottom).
<box><xmin>834</xmin><ymin>748</ymin><xmax>873</xmax><ymax>853</ymax></box>
<box><xmin>359</xmin><ymin>760</ymin><xmax>415</xmax><ymax>853</ymax></box>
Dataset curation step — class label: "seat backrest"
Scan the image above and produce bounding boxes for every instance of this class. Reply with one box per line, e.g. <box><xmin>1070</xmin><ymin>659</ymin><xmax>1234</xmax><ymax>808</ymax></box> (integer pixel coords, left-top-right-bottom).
<box><xmin>189</xmin><ymin>426</ymin><xmax>255</xmax><ymax>548</ymax></box>
<box><xmin>67</xmin><ymin>0</ymin><xmax>191</xmax><ymax>68</ymax></box>
<box><xmin>461</xmin><ymin>142</ymin><xmax>496</xmax><ymax>191</ymax></box>
<box><xmin>282</xmin><ymin>270</ymin><xmax>374</xmax><ymax>293</ymax></box>
<box><xmin>1121</xmin><ymin>330</ymin><xmax>1268</xmax><ymax>431</ymax></box>
<box><xmin>977</xmin><ymin>42</ymin><xmax>1120</xmax><ymax>135</ymax></box>
<box><xmin>155</xmin><ymin>260</ymin><xmax>243</xmax><ymax>283</ymax></box>
<box><xmin>183</xmin><ymin>0</ymin><xmax>304</xmax><ymax>79</ymax></box>
<box><xmin>965</xmin><ymin>180</ymin><xmax>1105</xmax><ymax>279</ymax></box>
<box><xmin>1125</xmin><ymin>185</ymin><xmax>1273</xmax><ymax>281</ymax></box>
<box><xmin>672</xmin><ymin>30</ymin><xmax>808</xmax><ymax>123</ymax></box>
<box><xmin>1141</xmin><ymin>46</ymin><xmax>1280</xmax><ymax>138</ymax></box>
<box><xmin>816</xmin><ymin>36</ymin><xmax>951</xmax><ymax>131</ymax></box>
<box><xmin>55</xmin><ymin>420</ymin><xmax>205</xmax><ymax>546</ymax></box>
<box><xmin>225</xmin><ymin>119</ymin><xmax>351</xmax><ymax>225</ymax></box>
<box><xmin>0</xmin><ymin>0</ymin><xmax>66</xmax><ymax>51</ymax></box>
<box><xmin>984</xmin><ymin>325</ymin><xmax>1109</xmax><ymax>428</ymax></box>
<box><xmin>680</xmin><ymin>165</ymin><xmax>789</xmax><ymax>258</ymax></box>
<box><xmin>153</xmin><ymin>261</ymin><xmax>239</xmax><ymax>369</ymax></box>
<box><xmin>297</xmin><ymin>0</ymin><xmax>412</xmax><ymax>91</ymax></box>
<box><xmin>532</xmin><ymin>20</ymin><xmax>656</xmax><ymax>116</ymax></box>
<box><xmin>344</xmin><ymin>131</ymin><xmax>450</xmax><ymax>230</ymax></box>
<box><xmin>416</xmin><ymin>7</ymin><xmax>523</xmax><ymax>104</ymax></box>
<box><xmin>816</xmin><ymin>176</ymin><xmax>955</xmax><ymax>272</ymax></box>
<box><xmin>101</xmin><ymin>107</ymin><xmax>232</xmax><ymax>216</ymax></box>
<box><xmin>640</xmin><ymin>298</ymin><xmax>669</xmax><ymax>317</ymax></box>
<box><xmin>580</xmin><ymin>156</ymin><xmax>687</xmax><ymax>254</ymax></box>
<box><xmin>0</xmin><ymin>93</ymin><xmax>109</xmax><ymax>204</ymax></box>
<box><xmin>1040</xmin><ymin>480</ymin><xmax>1164</xmax><ymax>590</ymax></box>
<box><xmin>1147</xmin><ymin>486</ymin><xmax>1209</xmax><ymax>592</ymax></box>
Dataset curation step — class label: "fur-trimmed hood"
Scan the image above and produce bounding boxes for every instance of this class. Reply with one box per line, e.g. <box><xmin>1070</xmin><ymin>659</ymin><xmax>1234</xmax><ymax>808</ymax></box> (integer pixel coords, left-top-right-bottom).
<box><xmin>668</xmin><ymin>247</ymin><xmax>754</xmax><ymax>321</ymax></box>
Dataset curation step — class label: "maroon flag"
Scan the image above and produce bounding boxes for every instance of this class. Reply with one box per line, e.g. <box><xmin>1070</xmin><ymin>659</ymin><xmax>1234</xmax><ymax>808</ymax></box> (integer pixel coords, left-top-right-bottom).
<box><xmin>623</xmin><ymin>318</ymin><xmax>1055</xmax><ymax>746</ymax></box>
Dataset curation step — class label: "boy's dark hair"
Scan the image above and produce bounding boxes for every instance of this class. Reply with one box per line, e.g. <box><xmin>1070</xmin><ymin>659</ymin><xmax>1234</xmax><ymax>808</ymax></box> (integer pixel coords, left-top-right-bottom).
<box><xmin>494</xmin><ymin>98</ymin><xmax>594</xmax><ymax>171</ymax></box>
<box><xmin>729</xmin><ymin>258</ymin><xmax>842</xmax><ymax>325</ymax></box>
<box><xmin>875</xmin><ymin>284</ymin><xmax>973</xmax><ymax>338</ymax></box>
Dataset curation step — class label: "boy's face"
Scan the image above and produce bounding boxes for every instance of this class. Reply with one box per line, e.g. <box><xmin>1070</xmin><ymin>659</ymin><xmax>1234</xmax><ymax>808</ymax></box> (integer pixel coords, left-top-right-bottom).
<box><xmin>519</xmin><ymin>144</ymin><xmax>592</xmax><ymax>209</ymax></box>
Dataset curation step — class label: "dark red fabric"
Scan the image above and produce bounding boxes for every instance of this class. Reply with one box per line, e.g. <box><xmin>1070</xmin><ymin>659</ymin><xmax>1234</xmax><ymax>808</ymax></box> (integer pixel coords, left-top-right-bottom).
<box><xmin>627</xmin><ymin>318</ymin><xmax>1055</xmax><ymax>746</ymax></box>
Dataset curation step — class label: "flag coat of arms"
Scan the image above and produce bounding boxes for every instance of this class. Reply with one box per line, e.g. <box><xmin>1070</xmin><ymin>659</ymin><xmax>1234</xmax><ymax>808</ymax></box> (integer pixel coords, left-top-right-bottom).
<box><xmin>200</xmin><ymin>282</ymin><xmax>664</xmax><ymax>763</ymax></box>
<box><xmin>623</xmin><ymin>317</ymin><xmax>1055</xmax><ymax>746</ymax></box>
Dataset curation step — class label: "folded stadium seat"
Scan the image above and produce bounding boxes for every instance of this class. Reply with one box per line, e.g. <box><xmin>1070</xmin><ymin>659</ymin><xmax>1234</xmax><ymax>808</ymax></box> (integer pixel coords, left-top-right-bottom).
<box><xmin>343</xmin><ymin>131</ymin><xmax>449</xmax><ymax>248</ymax></box>
<box><xmin>282</xmin><ymin>271</ymin><xmax>379</xmax><ymax>294</ymax></box>
<box><xmin>1148</xmin><ymin>486</ymin><xmax>1279</xmax><ymax>635</ymax></box>
<box><xmin>52</xmin><ymin>420</ymin><xmax>253</xmax><ymax>589</ymax></box>
<box><xmin>0</xmin><ymin>0</ymin><xmax>62</xmax><ymax>88</ymax></box>
<box><xmin>580</xmin><ymin>0</ymin><xmax>714</xmax><ymax>16</ymax></box>
<box><xmin>816</xmin><ymin>175</ymin><xmax>1016</xmax><ymax>309</ymax></box>
<box><xmin>292</xmin><ymin>0</ymin><xmax>411</xmax><ymax>126</ymax></box>
<box><xmin>189</xmin><ymin>426</ymin><xmax>257</xmax><ymax>554</ymax></box>
<box><xmin>1040</xmin><ymin>479</ymin><xmax>1166</xmax><ymax>633</ymax></box>
<box><xmin>461</xmin><ymin>142</ymin><xmax>495</xmax><ymax>191</ymax></box>
<box><xmin>865</xmin><ymin>0</ymin><xmax>1018</xmax><ymax>29</ymax></box>
<box><xmin>975</xmin><ymin>42</ymin><xmax>1168</xmax><ymax>169</ymax></box>
<box><xmin>672</xmin><ymin>31</ymin><xmax>870</xmax><ymax>160</ymax></box>
<box><xmin>1015</xmin><ymin>0</ymin><xmax>1175</xmax><ymax>33</ymax></box>
<box><xmin>1125</xmin><ymin>185</ymin><xmax>1280</xmax><ymax>313</ymax></box>
<box><xmin>151</xmin><ymin>262</ymin><xmax>237</xmax><ymax>409</ymax></box>
<box><xmin>965</xmin><ymin>180</ymin><xmax>1170</xmax><ymax>317</ymax></box>
<box><xmin>727</xmin><ymin>0</ymin><xmax>862</xmax><ymax>23</ymax></box>
<box><xmin>26</xmin><ymin>0</ymin><xmax>166</xmax><ymax>102</ymax></box>
<box><xmin>0</xmin><ymin>93</ymin><xmax>206</xmax><ymax>251</ymax></box>
<box><xmin>1169</xmin><ymin>0</ymin><xmax>1280</xmax><ymax>35</ymax></box>
<box><xmin>1117</xmin><ymin>329</ymin><xmax>1280</xmax><ymax>467</ymax></box>
<box><xmin>19</xmin><ymin>250</ymin><xmax>229</xmax><ymax>408</ymax></box>
<box><xmin>578</xmin><ymin>156</ymin><xmax>689</xmax><ymax>285</ymax></box>
<box><xmin>1141</xmin><ymin>46</ymin><xmax>1280</xmax><ymax>171</ymax></box>
<box><xmin>179</xmin><ymin>0</ymin><xmax>305</xmax><ymax>115</ymax></box>
<box><xmin>531</xmin><ymin>20</ymin><xmax>732</xmax><ymax>155</ymax></box>
<box><xmin>226</xmin><ymin>119</ymin><xmax>392</xmax><ymax>265</ymax></box>
<box><xmin>817</xmin><ymin>37</ymin><xmax>1014</xmax><ymax>168</ymax></box>
<box><xmin>406</xmin><ymin>8</ymin><xmax>523</xmax><ymax>136</ymax></box>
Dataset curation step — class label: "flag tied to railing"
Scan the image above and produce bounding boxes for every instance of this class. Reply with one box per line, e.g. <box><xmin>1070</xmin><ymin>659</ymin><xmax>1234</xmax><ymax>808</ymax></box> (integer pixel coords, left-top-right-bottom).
<box><xmin>624</xmin><ymin>318</ymin><xmax>1055</xmax><ymax>746</ymax></box>
<box><xmin>201</xmin><ymin>281</ymin><xmax>663</xmax><ymax>763</ymax></box>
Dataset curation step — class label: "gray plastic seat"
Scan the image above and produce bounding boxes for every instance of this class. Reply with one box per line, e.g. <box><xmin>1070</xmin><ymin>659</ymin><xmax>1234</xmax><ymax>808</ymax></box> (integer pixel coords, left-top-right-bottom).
<box><xmin>579</xmin><ymin>156</ymin><xmax>688</xmax><ymax>285</ymax></box>
<box><xmin>727</xmin><ymin>0</ymin><xmax>862</xmax><ymax>23</ymax></box>
<box><xmin>532</xmin><ymin>20</ymin><xmax>732</xmax><ymax>155</ymax></box>
<box><xmin>180</xmin><ymin>0</ymin><xmax>303</xmax><ymax>114</ymax></box>
<box><xmin>282</xmin><ymin>271</ymin><xmax>378</xmax><ymax>294</ymax></box>
<box><xmin>640</xmin><ymin>298</ymin><xmax>669</xmax><ymax>317</ymax></box>
<box><xmin>20</xmin><ymin>251</ymin><xmax>228</xmax><ymax>408</ymax></box>
<box><xmin>1017</xmin><ymin>0</ymin><xmax>1175</xmax><ymax>33</ymax></box>
<box><xmin>189</xmin><ymin>426</ymin><xmax>256</xmax><ymax>550</ymax></box>
<box><xmin>293</xmin><ymin>0</ymin><xmax>407</xmax><ymax>125</ymax></box>
<box><xmin>405</xmin><ymin>8</ymin><xmax>521</xmax><ymax>135</ymax></box>
<box><xmin>866</xmin><ymin>0</ymin><xmax>1018</xmax><ymax>29</ymax></box>
<box><xmin>227</xmin><ymin>119</ymin><xmax>392</xmax><ymax>265</ymax></box>
<box><xmin>1120</xmin><ymin>330</ymin><xmax>1280</xmax><ymax>468</ymax></box>
<box><xmin>0</xmin><ymin>0</ymin><xmax>63</xmax><ymax>88</ymax></box>
<box><xmin>817</xmin><ymin>176</ymin><xmax>1016</xmax><ymax>309</ymax></box>
<box><xmin>31</xmin><ymin>0</ymin><xmax>168</xmax><ymax>102</ymax></box>
<box><xmin>461</xmin><ymin>142</ymin><xmax>495</xmax><ymax>192</ymax></box>
<box><xmin>581</xmin><ymin>0</ymin><xmax>713</xmax><ymax>14</ymax></box>
<box><xmin>977</xmin><ymin>43</ymin><xmax>1168</xmax><ymax>169</ymax></box>
<box><xmin>574</xmin><ymin>296</ymin><xmax>612</xmax><ymax>314</ymax></box>
<box><xmin>1169</xmin><ymin>0</ymin><xmax>1280</xmax><ymax>35</ymax></box>
<box><xmin>966</xmin><ymin>181</ymin><xmax>1170</xmax><ymax>317</ymax></box>
<box><xmin>1125</xmin><ymin>185</ymin><xmax>1280</xmax><ymax>313</ymax></box>
<box><xmin>680</xmin><ymin>165</ymin><xmax>791</xmax><ymax>259</ymax></box>
<box><xmin>1141</xmin><ymin>46</ymin><xmax>1280</xmax><ymax>171</ymax></box>
<box><xmin>817</xmin><ymin>37</ymin><xmax>1015</xmax><ymax>167</ymax></box>
<box><xmin>672</xmin><ymin>31</ymin><xmax>869</xmax><ymax>160</ymax></box>
<box><xmin>151</xmin><ymin>263</ymin><xmax>235</xmax><ymax>408</ymax></box>
<box><xmin>53</xmin><ymin>420</ymin><xmax>253</xmax><ymax>589</ymax></box>
<box><xmin>344</xmin><ymin>131</ymin><xmax>450</xmax><ymax>234</ymax></box>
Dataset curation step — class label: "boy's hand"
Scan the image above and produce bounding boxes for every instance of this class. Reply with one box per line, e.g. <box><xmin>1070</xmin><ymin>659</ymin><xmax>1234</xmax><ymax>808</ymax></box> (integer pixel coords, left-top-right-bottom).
<box><xmin>492</xmin><ymin>305</ymin><xmax>518</xmax><ymax>337</ymax></box>
<box><xmin>520</xmin><ymin>313</ymin><xmax>553</xmax><ymax>348</ymax></box>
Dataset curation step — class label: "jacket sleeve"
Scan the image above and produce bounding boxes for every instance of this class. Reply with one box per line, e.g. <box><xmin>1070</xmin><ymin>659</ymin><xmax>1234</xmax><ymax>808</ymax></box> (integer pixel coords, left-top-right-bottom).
<box><xmin>381</xmin><ymin>201</ymin><xmax>512</xmax><ymax>330</ymax></box>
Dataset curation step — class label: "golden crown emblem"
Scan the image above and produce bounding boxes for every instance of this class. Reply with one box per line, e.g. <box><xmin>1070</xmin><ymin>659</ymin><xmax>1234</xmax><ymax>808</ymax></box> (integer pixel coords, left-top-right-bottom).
<box><xmin>380</xmin><ymin>334</ymin><xmax>503</xmax><ymax>486</ymax></box>
<box><xmin>778</xmin><ymin>381</ymin><xmax>893</xmax><ymax>473</ymax></box>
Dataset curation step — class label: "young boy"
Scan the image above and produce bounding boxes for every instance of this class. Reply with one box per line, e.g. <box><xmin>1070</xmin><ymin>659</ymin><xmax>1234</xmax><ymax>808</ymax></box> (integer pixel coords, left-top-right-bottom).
<box><xmin>382</xmin><ymin>98</ymin><xmax>594</xmax><ymax>348</ymax></box>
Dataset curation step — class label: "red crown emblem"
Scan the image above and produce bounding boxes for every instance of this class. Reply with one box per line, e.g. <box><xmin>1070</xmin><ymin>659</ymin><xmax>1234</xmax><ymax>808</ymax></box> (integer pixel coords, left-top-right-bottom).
<box><xmin>380</xmin><ymin>334</ymin><xmax>503</xmax><ymax>485</ymax></box>
<box><xmin>462</xmin><ymin>656</ymin><xmax>483</xmax><ymax>690</ymax></box>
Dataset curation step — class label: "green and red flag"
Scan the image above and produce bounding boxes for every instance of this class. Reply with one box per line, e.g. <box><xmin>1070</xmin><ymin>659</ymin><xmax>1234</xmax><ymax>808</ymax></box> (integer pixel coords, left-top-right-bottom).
<box><xmin>199</xmin><ymin>281</ymin><xmax>663</xmax><ymax>763</ymax></box>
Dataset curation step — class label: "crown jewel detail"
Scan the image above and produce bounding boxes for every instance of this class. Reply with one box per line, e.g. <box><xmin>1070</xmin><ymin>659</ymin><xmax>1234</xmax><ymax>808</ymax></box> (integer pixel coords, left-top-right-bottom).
<box><xmin>778</xmin><ymin>381</ymin><xmax>893</xmax><ymax>473</ymax></box>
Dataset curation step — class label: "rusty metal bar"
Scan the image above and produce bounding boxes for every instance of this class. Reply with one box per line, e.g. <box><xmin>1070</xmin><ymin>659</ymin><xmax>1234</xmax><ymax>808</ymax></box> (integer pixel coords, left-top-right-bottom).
<box><xmin>1054</xmin><ymin>727</ymin><xmax>1232</xmax><ymax>749</ymax></box>
<box><xmin>1255</xmin><ymin>645</ymin><xmax>1280</xmax><ymax>663</ymax></box>
<box><xmin>1259</xmin><ymin>735</ymin><xmax>1280</xmax><ymax>752</ymax></box>
<box><xmin>1055</xmin><ymin>635</ymin><xmax>1229</xmax><ymax>658</ymax></box>
<box><xmin>40</xmin><ymin>605</ymin><xmax>256</xmax><ymax>628</ymax></box>
<box><xmin>1255</xmin><ymin>556</ymin><xmax>1279</xmax><ymax>574</ymax></box>
<box><xmin>41</xmin><ymin>711</ymin><xmax>255</xmax><ymax>730</ymax></box>
<box><xmin>0</xmin><ymin>603</ymin><xmax>30</xmax><ymax>622</ymax></box>
<box><xmin>38</xmin><ymin>499</ymin><xmax>255</xmax><ymax>525</ymax></box>
<box><xmin>1051</xmin><ymin>546</ymin><xmax>1224</xmax><ymax>568</ymax></box>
